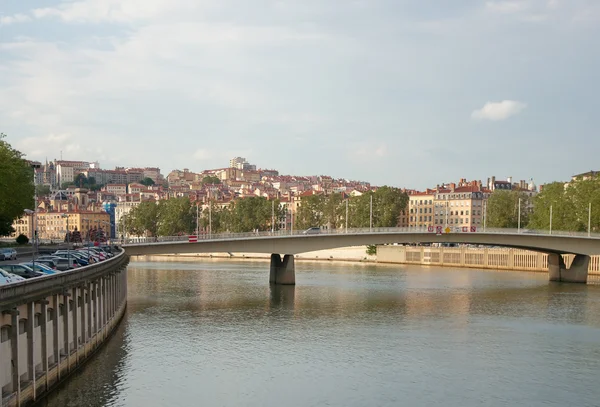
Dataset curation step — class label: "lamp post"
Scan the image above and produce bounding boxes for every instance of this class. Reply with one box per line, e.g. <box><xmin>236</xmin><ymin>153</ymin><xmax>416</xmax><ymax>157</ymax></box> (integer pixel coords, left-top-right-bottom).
<box><xmin>345</xmin><ymin>198</ymin><xmax>348</xmax><ymax>233</ymax></box>
<box><xmin>483</xmin><ymin>199</ymin><xmax>487</xmax><ymax>232</ymax></box>
<box><xmin>369</xmin><ymin>194</ymin><xmax>373</xmax><ymax>233</ymax></box>
<box><xmin>518</xmin><ymin>198</ymin><xmax>522</xmax><ymax>233</ymax></box>
<box><xmin>588</xmin><ymin>202</ymin><xmax>592</xmax><ymax>237</ymax></box>
<box><xmin>24</xmin><ymin>209</ymin><xmax>36</xmax><ymax>269</ymax></box>
<box><xmin>196</xmin><ymin>202</ymin><xmax>199</xmax><ymax>236</ymax></box>
<box><xmin>549</xmin><ymin>205</ymin><xmax>553</xmax><ymax>235</ymax></box>
<box><xmin>61</xmin><ymin>213</ymin><xmax>70</xmax><ymax>269</ymax></box>
<box><xmin>271</xmin><ymin>199</ymin><xmax>275</xmax><ymax>233</ymax></box>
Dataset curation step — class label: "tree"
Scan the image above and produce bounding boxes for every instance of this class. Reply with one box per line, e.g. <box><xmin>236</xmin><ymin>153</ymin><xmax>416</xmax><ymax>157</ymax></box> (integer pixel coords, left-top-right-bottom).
<box><xmin>225</xmin><ymin>197</ymin><xmax>280</xmax><ymax>232</ymax></box>
<box><xmin>140</xmin><ymin>177</ymin><xmax>155</xmax><ymax>187</ymax></box>
<box><xmin>73</xmin><ymin>173</ymin><xmax>88</xmax><ymax>187</ymax></box>
<box><xmin>0</xmin><ymin>133</ymin><xmax>35</xmax><ymax>236</ymax></box>
<box><xmin>323</xmin><ymin>193</ymin><xmax>345</xmax><ymax>229</ymax></box>
<box><xmin>295</xmin><ymin>194</ymin><xmax>325</xmax><ymax>229</ymax></box>
<box><xmin>348</xmin><ymin>187</ymin><xmax>408</xmax><ymax>228</ymax></box>
<box><xmin>157</xmin><ymin>197</ymin><xmax>195</xmax><ymax>236</ymax></box>
<box><xmin>35</xmin><ymin>185</ymin><xmax>52</xmax><ymax>196</ymax></box>
<box><xmin>61</xmin><ymin>181</ymin><xmax>74</xmax><ymax>190</ymax></box>
<box><xmin>486</xmin><ymin>190</ymin><xmax>530</xmax><ymax>229</ymax></box>
<box><xmin>120</xmin><ymin>201</ymin><xmax>160</xmax><ymax>236</ymax></box>
<box><xmin>201</xmin><ymin>175</ymin><xmax>220</xmax><ymax>185</ymax></box>
<box><xmin>16</xmin><ymin>234</ymin><xmax>29</xmax><ymax>245</ymax></box>
<box><xmin>528</xmin><ymin>179</ymin><xmax>600</xmax><ymax>232</ymax></box>
<box><xmin>199</xmin><ymin>202</ymin><xmax>228</xmax><ymax>233</ymax></box>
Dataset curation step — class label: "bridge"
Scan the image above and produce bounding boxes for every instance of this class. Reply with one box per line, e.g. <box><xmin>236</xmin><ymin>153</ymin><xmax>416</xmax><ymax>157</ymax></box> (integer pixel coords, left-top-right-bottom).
<box><xmin>122</xmin><ymin>227</ymin><xmax>600</xmax><ymax>285</ymax></box>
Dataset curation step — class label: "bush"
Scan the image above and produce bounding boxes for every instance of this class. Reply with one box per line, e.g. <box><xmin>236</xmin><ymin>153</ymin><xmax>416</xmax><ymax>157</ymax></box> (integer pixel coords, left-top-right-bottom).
<box><xmin>366</xmin><ymin>245</ymin><xmax>377</xmax><ymax>256</ymax></box>
<box><xmin>16</xmin><ymin>234</ymin><xmax>29</xmax><ymax>245</ymax></box>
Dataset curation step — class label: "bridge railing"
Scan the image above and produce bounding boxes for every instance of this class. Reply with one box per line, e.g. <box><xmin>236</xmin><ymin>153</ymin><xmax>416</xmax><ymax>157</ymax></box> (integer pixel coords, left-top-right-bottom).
<box><xmin>120</xmin><ymin>227</ymin><xmax>600</xmax><ymax>245</ymax></box>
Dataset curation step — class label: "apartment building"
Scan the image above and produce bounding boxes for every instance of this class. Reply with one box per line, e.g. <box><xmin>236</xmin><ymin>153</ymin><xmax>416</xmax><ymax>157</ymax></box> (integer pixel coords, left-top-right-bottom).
<box><xmin>408</xmin><ymin>191</ymin><xmax>435</xmax><ymax>228</ymax></box>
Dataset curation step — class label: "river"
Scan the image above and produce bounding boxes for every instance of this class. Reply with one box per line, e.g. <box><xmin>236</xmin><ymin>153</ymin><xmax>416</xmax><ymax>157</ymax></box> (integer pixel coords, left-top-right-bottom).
<box><xmin>41</xmin><ymin>260</ymin><xmax>600</xmax><ymax>407</ymax></box>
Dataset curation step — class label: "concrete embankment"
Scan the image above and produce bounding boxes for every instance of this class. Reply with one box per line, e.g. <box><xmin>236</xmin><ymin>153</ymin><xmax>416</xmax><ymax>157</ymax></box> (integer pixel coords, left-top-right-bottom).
<box><xmin>0</xmin><ymin>251</ymin><xmax>129</xmax><ymax>407</ymax></box>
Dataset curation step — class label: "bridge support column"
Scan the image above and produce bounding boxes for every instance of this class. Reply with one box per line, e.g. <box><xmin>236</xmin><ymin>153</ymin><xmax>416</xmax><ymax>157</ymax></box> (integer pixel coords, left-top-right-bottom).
<box><xmin>548</xmin><ymin>253</ymin><xmax>589</xmax><ymax>284</ymax></box>
<box><xmin>269</xmin><ymin>254</ymin><xmax>296</xmax><ymax>285</ymax></box>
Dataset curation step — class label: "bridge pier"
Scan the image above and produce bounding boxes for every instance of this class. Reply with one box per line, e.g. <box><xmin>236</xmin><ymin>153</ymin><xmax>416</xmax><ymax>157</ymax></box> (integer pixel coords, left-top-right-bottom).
<box><xmin>269</xmin><ymin>254</ymin><xmax>296</xmax><ymax>285</ymax></box>
<box><xmin>548</xmin><ymin>253</ymin><xmax>589</xmax><ymax>284</ymax></box>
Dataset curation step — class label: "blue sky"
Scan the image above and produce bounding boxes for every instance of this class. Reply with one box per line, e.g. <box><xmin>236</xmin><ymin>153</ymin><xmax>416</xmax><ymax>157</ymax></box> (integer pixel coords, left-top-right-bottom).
<box><xmin>1</xmin><ymin>0</ymin><xmax>599</xmax><ymax>189</ymax></box>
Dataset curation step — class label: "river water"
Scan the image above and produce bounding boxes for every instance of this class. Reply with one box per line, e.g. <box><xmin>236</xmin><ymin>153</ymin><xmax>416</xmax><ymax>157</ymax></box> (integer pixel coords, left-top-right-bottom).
<box><xmin>41</xmin><ymin>260</ymin><xmax>600</xmax><ymax>407</ymax></box>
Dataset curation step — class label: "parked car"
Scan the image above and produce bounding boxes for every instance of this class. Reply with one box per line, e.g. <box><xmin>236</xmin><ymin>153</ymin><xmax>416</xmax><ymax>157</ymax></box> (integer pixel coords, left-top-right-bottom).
<box><xmin>19</xmin><ymin>263</ymin><xmax>57</xmax><ymax>274</ymax></box>
<box><xmin>1</xmin><ymin>264</ymin><xmax>45</xmax><ymax>279</ymax></box>
<box><xmin>54</xmin><ymin>257</ymin><xmax>79</xmax><ymax>271</ymax></box>
<box><xmin>303</xmin><ymin>227</ymin><xmax>321</xmax><ymax>235</ymax></box>
<box><xmin>53</xmin><ymin>251</ymin><xmax>89</xmax><ymax>266</ymax></box>
<box><xmin>0</xmin><ymin>248</ymin><xmax>17</xmax><ymax>260</ymax></box>
<box><xmin>75</xmin><ymin>250</ymin><xmax>101</xmax><ymax>263</ymax></box>
<box><xmin>0</xmin><ymin>252</ymin><xmax>4</xmax><ymax>261</ymax></box>
<box><xmin>36</xmin><ymin>256</ymin><xmax>62</xmax><ymax>267</ymax></box>
<box><xmin>0</xmin><ymin>268</ymin><xmax>25</xmax><ymax>285</ymax></box>
<box><xmin>33</xmin><ymin>259</ymin><xmax>58</xmax><ymax>270</ymax></box>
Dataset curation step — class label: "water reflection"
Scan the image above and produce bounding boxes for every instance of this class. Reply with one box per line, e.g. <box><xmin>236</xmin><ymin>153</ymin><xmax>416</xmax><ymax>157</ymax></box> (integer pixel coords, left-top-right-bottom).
<box><xmin>42</xmin><ymin>261</ymin><xmax>600</xmax><ymax>407</ymax></box>
<box><xmin>269</xmin><ymin>285</ymin><xmax>295</xmax><ymax>310</ymax></box>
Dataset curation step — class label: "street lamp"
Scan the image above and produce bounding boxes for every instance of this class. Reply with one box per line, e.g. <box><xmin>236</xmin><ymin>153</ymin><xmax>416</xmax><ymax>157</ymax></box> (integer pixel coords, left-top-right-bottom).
<box><xmin>369</xmin><ymin>194</ymin><xmax>373</xmax><ymax>233</ymax></box>
<box><xmin>24</xmin><ymin>209</ymin><xmax>36</xmax><ymax>269</ymax></box>
<box><xmin>61</xmin><ymin>213</ymin><xmax>71</xmax><ymax>269</ymax></box>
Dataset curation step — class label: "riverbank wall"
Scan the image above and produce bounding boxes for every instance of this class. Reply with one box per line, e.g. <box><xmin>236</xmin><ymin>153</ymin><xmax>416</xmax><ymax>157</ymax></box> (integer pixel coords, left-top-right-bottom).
<box><xmin>0</xmin><ymin>251</ymin><xmax>129</xmax><ymax>407</ymax></box>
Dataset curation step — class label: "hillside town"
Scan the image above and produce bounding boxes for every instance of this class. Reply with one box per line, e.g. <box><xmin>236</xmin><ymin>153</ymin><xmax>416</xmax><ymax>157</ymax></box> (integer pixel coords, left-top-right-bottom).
<box><xmin>7</xmin><ymin>155</ymin><xmax>561</xmax><ymax>243</ymax></box>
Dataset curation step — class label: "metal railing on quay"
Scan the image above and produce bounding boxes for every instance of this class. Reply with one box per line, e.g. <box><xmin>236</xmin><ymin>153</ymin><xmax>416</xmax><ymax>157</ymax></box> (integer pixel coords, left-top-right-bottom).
<box><xmin>120</xmin><ymin>227</ymin><xmax>600</xmax><ymax>246</ymax></box>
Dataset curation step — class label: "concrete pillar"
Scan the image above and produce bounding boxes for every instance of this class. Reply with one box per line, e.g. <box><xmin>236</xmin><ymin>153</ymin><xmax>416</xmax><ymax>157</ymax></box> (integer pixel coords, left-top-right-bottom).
<box><xmin>39</xmin><ymin>300</ymin><xmax>48</xmax><ymax>391</ymax></box>
<box><xmin>86</xmin><ymin>283</ymin><xmax>92</xmax><ymax>343</ymax></box>
<box><xmin>71</xmin><ymin>287</ymin><xmax>78</xmax><ymax>363</ymax></box>
<box><xmin>62</xmin><ymin>293</ymin><xmax>70</xmax><ymax>371</ymax></box>
<box><xmin>52</xmin><ymin>295</ymin><xmax>60</xmax><ymax>380</ymax></box>
<box><xmin>25</xmin><ymin>302</ymin><xmax>36</xmax><ymax>400</ymax></box>
<box><xmin>80</xmin><ymin>287</ymin><xmax>87</xmax><ymax>349</ymax></box>
<box><xmin>269</xmin><ymin>254</ymin><xmax>296</xmax><ymax>285</ymax></box>
<box><xmin>549</xmin><ymin>253</ymin><xmax>589</xmax><ymax>283</ymax></box>
<box><xmin>8</xmin><ymin>309</ymin><xmax>20</xmax><ymax>400</ymax></box>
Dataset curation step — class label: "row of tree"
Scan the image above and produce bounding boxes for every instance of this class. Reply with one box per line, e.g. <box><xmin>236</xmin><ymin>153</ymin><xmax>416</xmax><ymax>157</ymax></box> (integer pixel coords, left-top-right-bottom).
<box><xmin>294</xmin><ymin>187</ymin><xmax>408</xmax><ymax>229</ymax></box>
<box><xmin>119</xmin><ymin>187</ymin><xmax>409</xmax><ymax>237</ymax></box>
<box><xmin>0</xmin><ymin>133</ymin><xmax>34</xmax><ymax>236</ymax></box>
<box><xmin>486</xmin><ymin>177</ymin><xmax>600</xmax><ymax>232</ymax></box>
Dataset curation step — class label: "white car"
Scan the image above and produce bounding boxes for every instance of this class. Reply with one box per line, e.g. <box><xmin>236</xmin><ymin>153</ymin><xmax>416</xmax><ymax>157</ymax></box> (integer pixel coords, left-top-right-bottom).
<box><xmin>0</xmin><ymin>268</ymin><xmax>25</xmax><ymax>285</ymax></box>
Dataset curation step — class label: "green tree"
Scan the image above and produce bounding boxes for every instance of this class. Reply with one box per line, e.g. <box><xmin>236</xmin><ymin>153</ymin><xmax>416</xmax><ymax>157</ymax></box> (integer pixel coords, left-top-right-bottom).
<box><xmin>348</xmin><ymin>187</ymin><xmax>408</xmax><ymax>228</ymax></box>
<box><xmin>199</xmin><ymin>202</ymin><xmax>229</xmax><ymax>233</ymax></box>
<box><xmin>157</xmin><ymin>198</ymin><xmax>195</xmax><ymax>235</ymax></box>
<box><xmin>35</xmin><ymin>185</ymin><xmax>52</xmax><ymax>196</ymax></box>
<box><xmin>61</xmin><ymin>181</ymin><xmax>74</xmax><ymax>190</ymax></box>
<box><xmin>140</xmin><ymin>177</ymin><xmax>155</xmax><ymax>187</ymax></box>
<box><xmin>0</xmin><ymin>133</ymin><xmax>35</xmax><ymax>236</ymax></box>
<box><xmin>528</xmin><ymin>179</ymin><xmax>600</xmax><ymax>232</ymax></box>
<box><xmin>120</xmin><ymin>201</ymin><xmax>160</xmax><ymax>236</ymax></box>
<box><xmin>323</xmin><ymin>193</ymin><xmax>345</xmax><ymax>229</ymax></box>
<box><xmin>295</xmin><ymin>194</ymin><xmax>325</xmax><ymax>229</ymax></box>
<box><xmin>73</xmin><ymin>173</ymin><xmax>88</xmax><ymax>187</ymax></box>
<box><xmin>201</xmin><ymin>175</ymin><xmax>221</xmax><ymax>185</ymax></box>
<box><xmin>225</xmin><ymin>197</ymin><xmax>280</xmax><ymax>232</ymax></box>
<box><xmin>486</xmin><ymin>190</ymin><xmax>530</xmax><ymax>229</ymax></box>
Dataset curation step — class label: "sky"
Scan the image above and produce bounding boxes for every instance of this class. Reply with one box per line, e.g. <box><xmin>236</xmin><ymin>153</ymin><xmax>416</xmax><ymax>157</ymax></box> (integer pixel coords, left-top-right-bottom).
<box><xmin>1</xmin><ymin>0</ymin><xmax>599</xmax><ymax>189</ymax></box>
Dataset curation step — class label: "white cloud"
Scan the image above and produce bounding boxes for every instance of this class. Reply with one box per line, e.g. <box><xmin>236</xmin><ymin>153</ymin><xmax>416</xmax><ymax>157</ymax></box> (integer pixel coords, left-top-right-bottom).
<box><xmin>0</xmin><ymin>14</ymin><xmax>31</xmax><ymax>25</ymax></box>
<box><xmin>192</xmin><ymin>149</ymin><xmax>212</xmax><ymax>160</ymax></box>
<box><xmin>486</xmin><ymin>1</ymin><xmax>528</xmax><ymax>14</ymax></box>
<box><xmin>471</xmin><ymin>100</ymin><xmax>527</xmax><ymax>121</ymax></box>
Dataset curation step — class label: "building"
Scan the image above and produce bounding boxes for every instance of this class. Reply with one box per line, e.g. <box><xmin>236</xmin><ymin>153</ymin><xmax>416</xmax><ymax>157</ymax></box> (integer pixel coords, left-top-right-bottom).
<box><xmin>433</xmin><ymin>185</ymin><xmax>485</xmax><ymax>229</ymax></box>
<box><xmin>229</xmin><ymin>157</ymin><xmax>256</xmax><ymax>171</ymax></box>
<box><xmin>11</xmin><ymin>211</ymin><xmax>111</xmax><ymax>241</ymax></box>
<box><xmin>408</xmin><ymin>191</ymin><xmax>435</xmax><ymax>229</ymax></box>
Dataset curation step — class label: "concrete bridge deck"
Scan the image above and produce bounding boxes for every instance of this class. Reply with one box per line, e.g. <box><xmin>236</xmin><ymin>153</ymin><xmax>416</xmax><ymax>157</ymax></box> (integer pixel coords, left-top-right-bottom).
<box><xmin>122</xmin><ymin>227</ymin><xmax>600</xmax><ymax>284</ymax></box>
